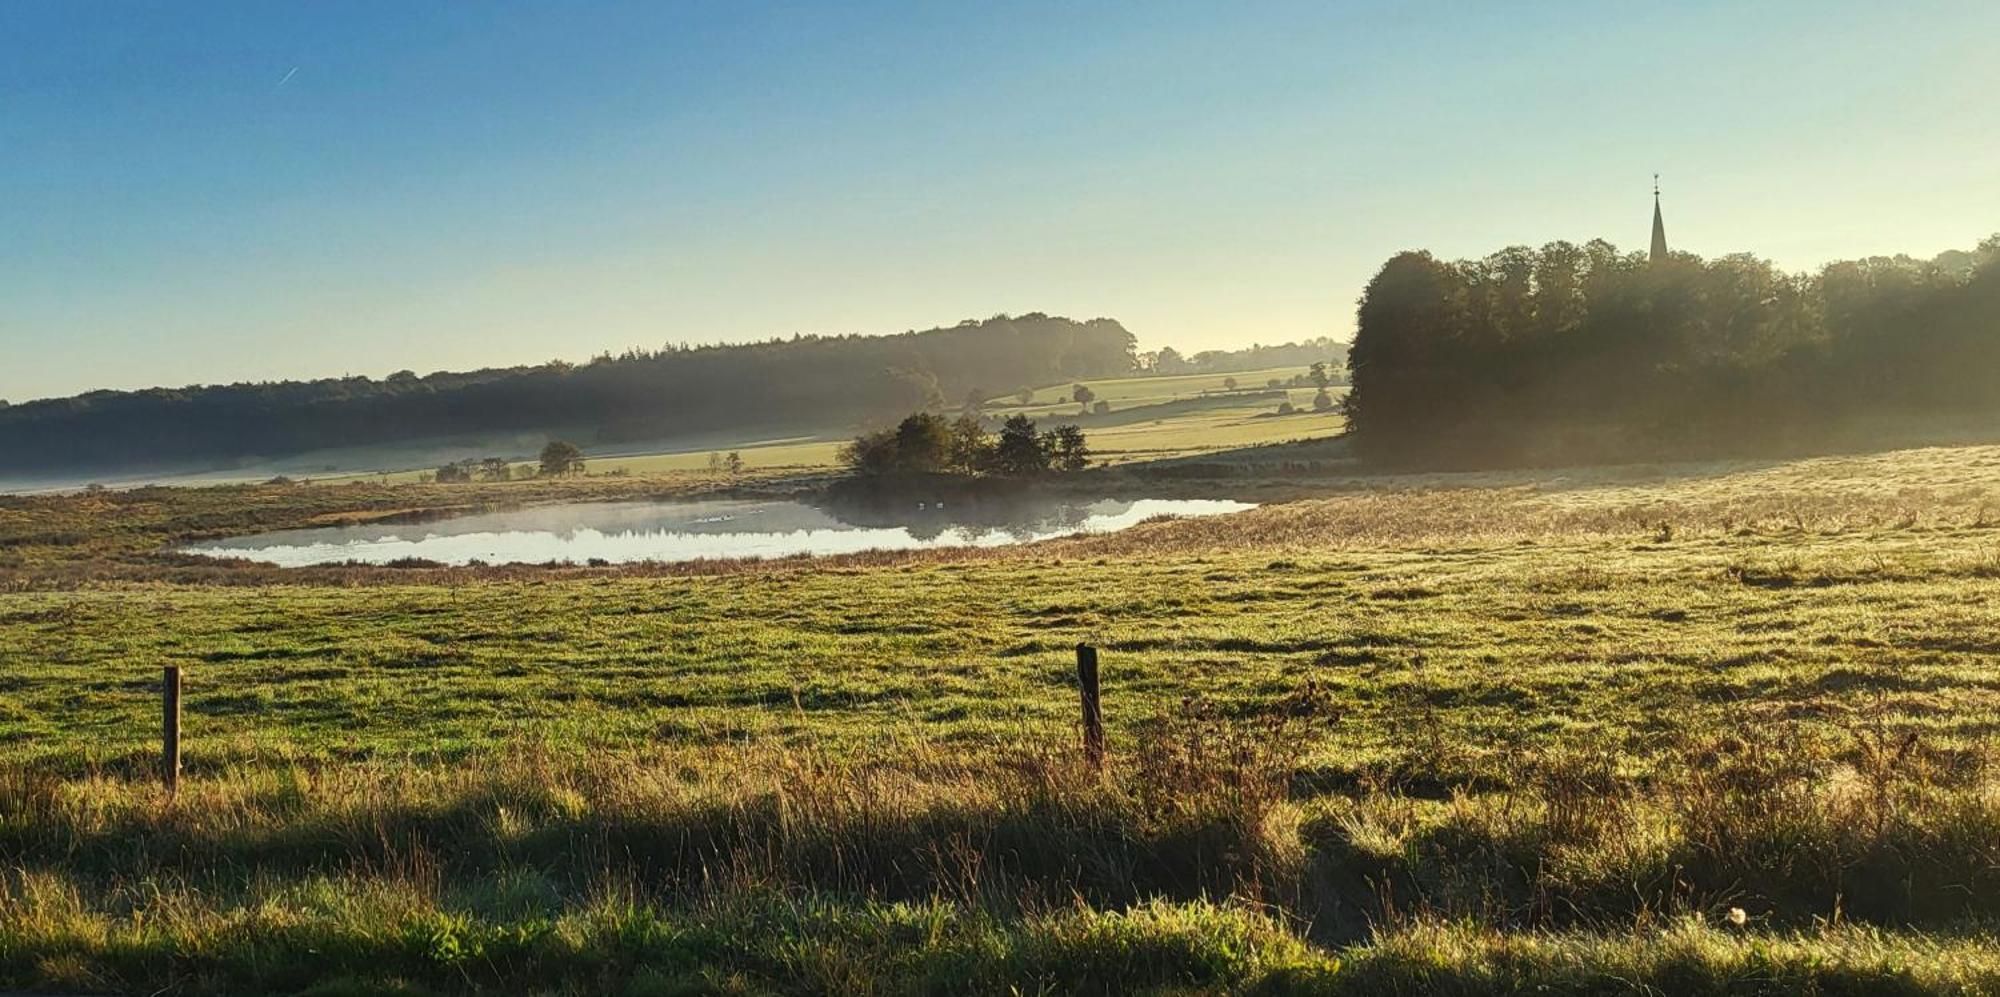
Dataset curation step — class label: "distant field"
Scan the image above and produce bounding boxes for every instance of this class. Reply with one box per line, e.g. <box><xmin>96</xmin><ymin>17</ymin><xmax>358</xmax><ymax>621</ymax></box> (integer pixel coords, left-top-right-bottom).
<box><xmin>326</xmin><ymin>370</ymin><xmax>1346</xmax><ymax>483</ymax></box>
<box><xmin>1</xmin><ymin>442</ymin><xmax>1996</xmax><ymax>992</ymax></box>
<box><xmin>1082</xmin><ymin>398</ymin><xmax>1340</xmax><ymax>459</ymax></box>
<box><xmin>993</xmin><ymin>365</ymin><xmax>1322</xmax><ymax>414</ymax></box>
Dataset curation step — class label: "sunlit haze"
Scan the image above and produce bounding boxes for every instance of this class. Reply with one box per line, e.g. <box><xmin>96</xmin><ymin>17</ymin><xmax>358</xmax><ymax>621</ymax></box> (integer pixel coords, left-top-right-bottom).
<box><xmin>3</xmin><ymin>0</ymin><xmax>1995</xmax><ymax>401</ymax></box>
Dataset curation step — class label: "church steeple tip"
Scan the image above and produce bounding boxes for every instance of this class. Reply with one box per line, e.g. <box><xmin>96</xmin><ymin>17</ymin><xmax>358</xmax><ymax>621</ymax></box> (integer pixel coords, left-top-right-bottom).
<box><xmin>1650</xmin><ymin>174</ymin><xmax>1669</xmax><ymax>264</ymax></box>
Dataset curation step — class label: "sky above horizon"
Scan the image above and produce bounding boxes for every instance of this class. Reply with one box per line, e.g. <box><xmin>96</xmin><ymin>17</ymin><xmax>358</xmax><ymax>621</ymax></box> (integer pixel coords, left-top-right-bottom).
<box><xmin>3</xmin><ymin>1</ymin><xmax>1997</xmax><ymax>402</ymax></box>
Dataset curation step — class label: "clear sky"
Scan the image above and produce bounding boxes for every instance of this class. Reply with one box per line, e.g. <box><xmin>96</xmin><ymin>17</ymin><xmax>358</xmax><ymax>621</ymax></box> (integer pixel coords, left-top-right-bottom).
<box><xmin>3</xmin><ymin>1</ymin><xmax>1996</xmax><ymax>402</ymax></box>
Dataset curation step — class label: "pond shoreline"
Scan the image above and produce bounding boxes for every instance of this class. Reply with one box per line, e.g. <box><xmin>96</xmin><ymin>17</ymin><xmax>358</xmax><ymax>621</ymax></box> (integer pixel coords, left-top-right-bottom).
<box><xmin>178</xmin><ymin>489</ymin><xmax>1258</xmax><ymax>568</ymax></box>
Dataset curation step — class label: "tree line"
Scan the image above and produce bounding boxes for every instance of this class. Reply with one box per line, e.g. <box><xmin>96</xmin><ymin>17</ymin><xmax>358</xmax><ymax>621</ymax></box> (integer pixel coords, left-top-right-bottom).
<box><xmin>841</xmin><ymin>413</ymin><xmax>1089</xmax><ymax>477</ymax></box>
<box><xmin>431</xmin><ymin>440</ymin><xmax>585</xmax><ymax>483</ymax></box>
<box><xmin>1343</xmin><ymin>236</ymin><xmax>2000</xmax><ymax>465</ymax></box>
<box><xmin>0</xmin><ymin>314</ymin><xmax>1137</xmax><ymax>476</ymax></box>
<box><xmin>1140</xmin><ymin>337</ymin><xmax>1347</xmax><ymax>377</ymax></box>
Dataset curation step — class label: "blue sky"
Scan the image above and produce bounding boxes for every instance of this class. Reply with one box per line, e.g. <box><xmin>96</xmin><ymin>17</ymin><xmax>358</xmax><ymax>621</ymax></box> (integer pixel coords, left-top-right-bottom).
<box><xmin>3</xmin><ymin>1</ymin><xmax>1996</xmax><ymax>401</ymax></box>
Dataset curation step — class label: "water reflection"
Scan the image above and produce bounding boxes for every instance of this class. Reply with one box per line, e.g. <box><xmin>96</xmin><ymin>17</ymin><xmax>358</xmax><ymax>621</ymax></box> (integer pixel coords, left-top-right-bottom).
<box><xmin>182</xmin><ymin>495</ymin><xmax>1254</xmax><ymax>567</ymax></box>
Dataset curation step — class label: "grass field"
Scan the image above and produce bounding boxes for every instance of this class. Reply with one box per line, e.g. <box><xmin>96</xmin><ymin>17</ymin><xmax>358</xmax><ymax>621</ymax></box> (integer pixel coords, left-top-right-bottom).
<box><xmin>1</xmin><ymin>443</ymin><xmax>1997</xmax><ymax>993</ymax></box>
<box><xmin>994</xmin><ymin>366</ymin><xmax>1322</xmax><ymax>413</ymax></box>
<box><xmin>600</xmin><ymin>366</ymin><xmax>1342</xmax><ymax>474</ymax></box>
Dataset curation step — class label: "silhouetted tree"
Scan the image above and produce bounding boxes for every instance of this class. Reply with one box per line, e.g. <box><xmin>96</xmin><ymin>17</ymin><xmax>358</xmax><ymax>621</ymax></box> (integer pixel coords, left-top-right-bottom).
<box><xmin>1048</xmin><ymin>424</ymin><xmax>1090</xmax><ymax>471</ymax></box>
<box><xmin>947</xmin><ymin>414</ymin><xmax>990</xmax><ymax>473</ymax></box>
<box><xmin>992</xmin><ymin>415</ymin><xmax>1051</xmax><ymax>476</ymax></box>
<box><xmin>891</xmin><ymin>412</ymin><xmax>952</xmax><ymax>473</ymax></box>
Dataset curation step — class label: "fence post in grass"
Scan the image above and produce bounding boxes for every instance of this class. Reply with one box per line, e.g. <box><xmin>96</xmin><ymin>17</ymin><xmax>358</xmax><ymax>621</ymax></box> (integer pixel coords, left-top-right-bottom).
<box><xmin>1076</xmin><ymin>644</ymin><xmax>1104</xmax><ymax>770</ymax></box>
<box><xmin>162</xmin><ymin>665</ymin><xmax>182</xmax><ymax>795</ymax></box>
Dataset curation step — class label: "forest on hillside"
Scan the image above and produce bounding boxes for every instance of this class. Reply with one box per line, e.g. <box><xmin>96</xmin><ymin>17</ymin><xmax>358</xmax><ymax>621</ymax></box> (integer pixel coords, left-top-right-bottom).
<box><xmin>1343</xmin><ymin>236</ymin><xmax>2000</xmax><ymax>466</ymax></box>
<box><xmin>0</xmin><ymin>315</ymin><xmax>1138</xmax><ymax>475</ymax></box>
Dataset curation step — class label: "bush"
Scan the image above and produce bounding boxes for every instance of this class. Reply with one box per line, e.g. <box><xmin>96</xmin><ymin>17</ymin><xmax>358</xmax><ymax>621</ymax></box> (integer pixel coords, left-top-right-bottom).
<box><xmin>838</xmin><ymin>430</ymin><xmax>900</xmax><ymax>475</ymax></box>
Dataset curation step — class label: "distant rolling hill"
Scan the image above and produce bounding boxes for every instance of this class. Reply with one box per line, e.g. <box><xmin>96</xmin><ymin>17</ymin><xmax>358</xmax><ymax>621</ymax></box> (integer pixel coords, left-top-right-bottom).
<box><xmin>0</xmin><ymin>314</ymin><xmax>1137</xmax><ymax>480</ymax></box>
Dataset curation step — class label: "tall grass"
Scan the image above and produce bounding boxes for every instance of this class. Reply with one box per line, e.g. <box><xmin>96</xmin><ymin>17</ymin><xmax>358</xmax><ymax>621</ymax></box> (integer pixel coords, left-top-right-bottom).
<box><xmin>1</xmin><ymin>706</ymin><xmax>1996</xmax><ymax>992</ymax></box>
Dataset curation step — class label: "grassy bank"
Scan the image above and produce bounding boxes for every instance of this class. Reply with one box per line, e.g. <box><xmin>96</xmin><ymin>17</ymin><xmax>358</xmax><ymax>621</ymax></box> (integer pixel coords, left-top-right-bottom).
<box><xmin>1</xmin><ymin>444</ymin><xmax>1997</xmax><ymax>992</ymax></box>
<box><xmin>12</xmin><ymin>891</ymin><xmax>2000</xmax><ymax>995</ymax></box>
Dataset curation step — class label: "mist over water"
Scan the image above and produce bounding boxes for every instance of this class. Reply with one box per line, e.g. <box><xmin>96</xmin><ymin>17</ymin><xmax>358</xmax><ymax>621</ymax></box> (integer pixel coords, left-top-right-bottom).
<box><xmin>182</xmin><ymin>496</ymin><xmax>1255</xmax><ymax>567</ymax></box>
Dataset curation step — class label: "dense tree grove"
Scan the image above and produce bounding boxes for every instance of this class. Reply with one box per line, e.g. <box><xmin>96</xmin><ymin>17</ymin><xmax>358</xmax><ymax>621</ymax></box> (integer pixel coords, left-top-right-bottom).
<box><xmin>0</xmin><ymin>314</ymin><xmax>1136</xmax><ymax>475</ymax></box>
<box><xmin>841</xmin><ymin>412</ymin><xmax>1088</xmax><ymax>478</ymax></box>
<box><xmin>1344</xmin><ymin>237</ymin><xmax>2000</xmax><ymax>465</ymax></box>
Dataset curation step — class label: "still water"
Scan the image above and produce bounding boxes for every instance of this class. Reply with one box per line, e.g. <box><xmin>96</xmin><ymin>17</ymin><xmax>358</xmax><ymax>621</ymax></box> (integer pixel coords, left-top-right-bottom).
<box><xmin>182</xmin><ymin>496</ymin><xmax>1255</xmax><ymax>567</ymax></box>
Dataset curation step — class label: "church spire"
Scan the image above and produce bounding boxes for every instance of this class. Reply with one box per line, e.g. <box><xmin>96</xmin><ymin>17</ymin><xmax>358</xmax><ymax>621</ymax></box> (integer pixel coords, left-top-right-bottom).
<box><xmin>1649</xmin><ymin>174</ymin><xmax>1669</xmax><ymax>263</ymax></box>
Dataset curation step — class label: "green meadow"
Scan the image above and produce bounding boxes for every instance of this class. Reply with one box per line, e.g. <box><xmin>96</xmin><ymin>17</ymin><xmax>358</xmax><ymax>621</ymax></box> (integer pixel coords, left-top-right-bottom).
<box><xmin>1</xmin><ymin>442</ymin><xmax>1997</xmax><ymax>994</ymax></box>
<box><xmin>318</xmin><ymin>368</ymin><xmax>1341</xmax><ymax>484</ymax></box>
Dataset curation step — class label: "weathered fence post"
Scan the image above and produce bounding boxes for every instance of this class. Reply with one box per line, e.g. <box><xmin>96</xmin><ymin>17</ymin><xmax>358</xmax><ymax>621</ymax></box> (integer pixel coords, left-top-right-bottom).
<box><xmin>1075</xmin><ymin>644</ymin><xmax>1103</xmax><ymax>770</ymax></box>
<box><xmin>162</xmin><ymin>665</ymin><xmax>182</xmax><ymax>795</ymax></box>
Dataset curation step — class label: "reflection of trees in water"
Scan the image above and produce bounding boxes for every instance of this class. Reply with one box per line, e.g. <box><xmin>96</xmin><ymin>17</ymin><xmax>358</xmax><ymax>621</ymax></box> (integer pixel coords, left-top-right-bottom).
<box><xmin>902</xmin><ymin>518</ymin><xmax>952</xmax><ymax>542</ymax></box>
<box><xmin>813</xmin><ymin>486</ymin><xmax>1132</xmax><ymax>541</ymax></box>
<box><xmin>1051</xmin><ymin>502</ymin><xmax>1092</xmax><ymax>530</ymax></box>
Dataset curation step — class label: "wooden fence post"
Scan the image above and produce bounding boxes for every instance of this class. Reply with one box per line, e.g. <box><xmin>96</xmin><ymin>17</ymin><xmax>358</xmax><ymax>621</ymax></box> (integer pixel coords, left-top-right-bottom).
<box><xmin>162</xmin><ymin>665</ymin><xmax>182</xmax><ymax>795</ymax></box>
<box><xmin>1076</xmin><ymin>644</ymin><xmax>1103</xmax><ymax>770</ymax></box>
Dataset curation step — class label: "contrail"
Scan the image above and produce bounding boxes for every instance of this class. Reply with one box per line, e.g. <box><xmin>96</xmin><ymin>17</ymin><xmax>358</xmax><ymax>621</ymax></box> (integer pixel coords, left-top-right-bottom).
<box><xmin>275</xmin><ymin>66</ymin><xmax>299</xmax><ymax>90</ymax></box>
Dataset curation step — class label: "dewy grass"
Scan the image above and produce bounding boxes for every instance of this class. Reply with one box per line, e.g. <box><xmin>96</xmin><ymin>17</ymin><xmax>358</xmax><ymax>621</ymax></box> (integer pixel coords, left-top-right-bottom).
<box><xmin>5</xmin><ymin>890</ymin><xmax>1998</xmax><ymax>995</ymax></box>
<box><xmin>1</xmin><ymin>441</ymin><xmax>1998</xmax><ymax>991</ymax></box>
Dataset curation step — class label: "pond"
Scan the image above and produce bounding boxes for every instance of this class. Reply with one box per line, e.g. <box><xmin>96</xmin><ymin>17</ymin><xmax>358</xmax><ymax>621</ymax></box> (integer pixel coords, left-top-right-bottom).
<box><xmin>181</xmin><ymin>496</ymin><xmax>1256</xmax><ymax>567</ymax></box>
